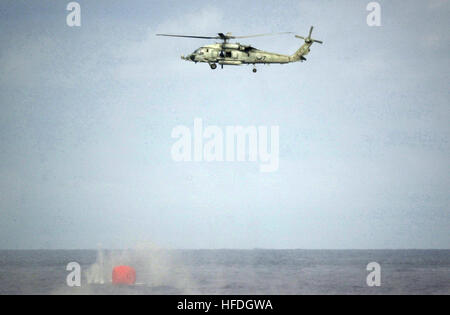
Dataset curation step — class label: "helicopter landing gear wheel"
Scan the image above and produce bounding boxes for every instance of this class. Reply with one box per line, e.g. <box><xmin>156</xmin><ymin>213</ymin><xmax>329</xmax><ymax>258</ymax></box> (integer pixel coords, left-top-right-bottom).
<box><xmin>210</xmin><ymin>63</ymin><xmax>217</xmax><ymax>70</ymax></box>
<box><xmin>253</xmin><ymin>68</ymin><xmax>257</xmax><ymax>73</ymax></box>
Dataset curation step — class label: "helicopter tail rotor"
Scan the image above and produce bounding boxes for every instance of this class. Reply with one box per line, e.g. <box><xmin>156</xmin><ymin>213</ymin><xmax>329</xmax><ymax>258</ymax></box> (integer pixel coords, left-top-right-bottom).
<box><xmin>290</xmin><ymin>26</ymin><xmax>323</xmax><ymax>62</ymax></box>
<box><xmin>295</xmin><ymin>26</ymin><xmax>323</xmax><ymax>44</ymax></box>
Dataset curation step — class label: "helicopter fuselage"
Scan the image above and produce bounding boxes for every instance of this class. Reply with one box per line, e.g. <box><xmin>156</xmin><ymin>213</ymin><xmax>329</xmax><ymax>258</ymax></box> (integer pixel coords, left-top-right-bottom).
<box><xmin>159</xmin><ymin>26</ymin><xmax>322</xmax><ymax>72</ymax></box>
<box><xmin>181</xmin><ymin>42</ymin><xmax>312</xmax><ymax>68</ymax></box>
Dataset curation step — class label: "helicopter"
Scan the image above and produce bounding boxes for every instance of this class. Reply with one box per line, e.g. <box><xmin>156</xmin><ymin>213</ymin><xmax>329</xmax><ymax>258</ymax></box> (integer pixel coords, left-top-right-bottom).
<box><xmin>157</xmin><ymin>26</ymin><xmax>323</xmax><ymax>73</ymax></box>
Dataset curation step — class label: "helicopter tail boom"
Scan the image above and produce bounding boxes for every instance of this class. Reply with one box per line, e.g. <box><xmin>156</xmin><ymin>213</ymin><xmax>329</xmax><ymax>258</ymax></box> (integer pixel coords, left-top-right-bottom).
<box><xmin>290</xmin><ymin>26</ymin><xmax>323</xmax><ymax>62</ymax></box>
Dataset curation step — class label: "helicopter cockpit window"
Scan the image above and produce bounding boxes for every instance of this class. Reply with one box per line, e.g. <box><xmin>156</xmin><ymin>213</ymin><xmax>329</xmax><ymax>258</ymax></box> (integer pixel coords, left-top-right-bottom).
<box><xmin>194</xmin><ymin>48</ymin><xmax>204</xmax><ymax>55</ymax></box>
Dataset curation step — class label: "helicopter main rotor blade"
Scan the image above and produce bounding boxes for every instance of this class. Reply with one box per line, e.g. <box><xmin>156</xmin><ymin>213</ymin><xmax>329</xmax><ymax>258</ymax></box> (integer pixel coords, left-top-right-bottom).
<box><xmin>156</xmin><ymin>34</ymin><xmax>219</xmax><ymax>40</ymax></box>
<box><xmin>308</xmin><ymin>26</ymin><xmax>314</xmax><ymax>38</ymax></box>
<box><xmin>157</xmin><ymin>32</ymin><xmax>294</xmax><ymax>41</ymax></box>
<box><xmin>231</xmin><ymin>32</ymin><xmax>293</xmax><ymax>39</ymax></box>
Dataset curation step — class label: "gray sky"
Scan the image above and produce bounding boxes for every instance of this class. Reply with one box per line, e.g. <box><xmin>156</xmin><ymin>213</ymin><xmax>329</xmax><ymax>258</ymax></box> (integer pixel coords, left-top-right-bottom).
<box><xmin>0</xmin><ymin>0</ymin><xmax>449</xmax><ymax>249</ymax></box>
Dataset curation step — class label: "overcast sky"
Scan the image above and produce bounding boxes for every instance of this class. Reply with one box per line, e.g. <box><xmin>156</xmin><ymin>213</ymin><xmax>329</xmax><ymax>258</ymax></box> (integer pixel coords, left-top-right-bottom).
<box><xmin>0</xmin><ymin>0</ymin><xmax>449</xmax><ymax>249</ymax></box>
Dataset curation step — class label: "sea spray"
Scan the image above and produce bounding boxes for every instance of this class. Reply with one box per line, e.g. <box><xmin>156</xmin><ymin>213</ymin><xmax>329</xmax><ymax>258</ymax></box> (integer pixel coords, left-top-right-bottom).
<box><xmin>83</xmin><ymin>242</ymin><xmax>198</xmax><ymax>293</ymax></box>
<box><xmin>85</xmin><ymin>246</ymin><xmax>105</xmax><ymax>285</ymax></box>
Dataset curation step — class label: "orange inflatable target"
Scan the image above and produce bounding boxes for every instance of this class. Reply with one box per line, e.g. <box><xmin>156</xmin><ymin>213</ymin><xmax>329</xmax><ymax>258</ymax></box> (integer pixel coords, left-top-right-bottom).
<box><xmin>112</xmin><ymin>266</ymin><xmax>136</xmax><ymax>285</ymax></box>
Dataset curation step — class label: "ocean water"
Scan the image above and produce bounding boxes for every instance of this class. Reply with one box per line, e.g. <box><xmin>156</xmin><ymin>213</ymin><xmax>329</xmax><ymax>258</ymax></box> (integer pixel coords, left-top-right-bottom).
<box><xmin>0</xmin><ymin>250</ymin><xmax>448</xmax><ymax>295</ymax></box>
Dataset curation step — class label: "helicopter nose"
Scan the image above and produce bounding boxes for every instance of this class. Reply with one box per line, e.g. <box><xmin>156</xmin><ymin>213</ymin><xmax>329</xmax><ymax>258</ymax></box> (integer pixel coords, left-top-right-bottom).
<box><xmin>189</xmin><ymin>54</ymin><xmax>196</xmax><ymax>62</ymax></box>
